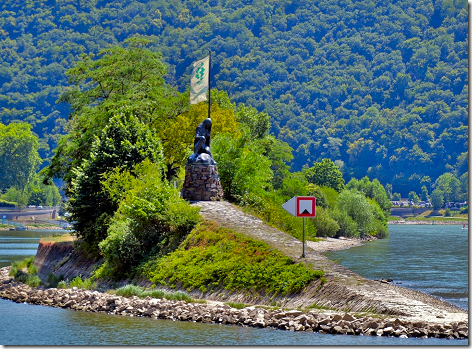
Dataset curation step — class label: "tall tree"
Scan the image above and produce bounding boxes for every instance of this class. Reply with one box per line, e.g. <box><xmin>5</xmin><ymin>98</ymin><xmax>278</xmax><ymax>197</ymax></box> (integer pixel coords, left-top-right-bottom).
<box><xmin>68</xmin><ymin>113</ymin><xmax>164</xmax><ymax>253</ymax></box>
<box><xmin>0</xmin><ymin>122</ymin><xmax>41</xmax><ymax>191</ymax></box>
<box><xmin>304</xmin><ymin>159</ymin><xmax>345</xmax><ymax>192</ymax></box>
<box><xmin>43</xmin><ymin>37</ymin><xmax>185</xmax><ymax>189</ymax></box>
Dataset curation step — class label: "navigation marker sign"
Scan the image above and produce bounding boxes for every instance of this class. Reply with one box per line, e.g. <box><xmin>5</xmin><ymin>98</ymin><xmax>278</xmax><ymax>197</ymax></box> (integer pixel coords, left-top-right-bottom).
<box><xmin>282</xmin><ymin>196</ymin><xmax>316</xmax><ymax>217</ymax></box>
<box><xmin>282</xmin><ymin>196</ymin><xmax>316</xmax><ymax>258</ymax></box>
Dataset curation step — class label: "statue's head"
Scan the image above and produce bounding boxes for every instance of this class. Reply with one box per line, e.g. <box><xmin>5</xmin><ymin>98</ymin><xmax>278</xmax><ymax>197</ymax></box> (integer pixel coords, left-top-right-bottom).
<box><xmin>203</xmin><ymin>118</ymin><xmax>212</xmax><ymax>130</ymax></box>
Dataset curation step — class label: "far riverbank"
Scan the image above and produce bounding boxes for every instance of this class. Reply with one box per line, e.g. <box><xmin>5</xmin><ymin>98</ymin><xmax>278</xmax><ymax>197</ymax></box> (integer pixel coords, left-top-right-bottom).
<box><xmin>388</xmin><ymin>219</ymin><xmax>467</xmax><ymax>225</ymax></box>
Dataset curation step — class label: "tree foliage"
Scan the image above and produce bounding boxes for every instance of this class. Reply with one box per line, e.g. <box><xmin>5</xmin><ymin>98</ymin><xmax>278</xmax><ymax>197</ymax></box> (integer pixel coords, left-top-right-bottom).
<box><xmin>68</xmin><ymin>113</ymin><xmax>164</xmax><ymax>252</ymax></box>
<box><xmin>0</xmin><ymin>0</ymin><xmax>467</xmax><ymax>196</ymax></box>
<box><xmin>346</xmin><ymin>176</ymin><xmax>392</xmax><ymax>215</ymax></box>
<box><xmin>304</xmin><ymin>159</ymin><xmax>345</xmax><ymax>192</ymax></box>
<box><xmin>43</xmin><ymin>38</ymin><xmax>185</xmax><ymax>187</ymax></box>
<box><xmin>0</xmin><ymin>122</ymin><xmax>41</xmax><ymax>191</ymax></box>
<box><xmin>98</xmin><ymin>160</ymin><xmax>200</xmax><ymax>277</ymax></box>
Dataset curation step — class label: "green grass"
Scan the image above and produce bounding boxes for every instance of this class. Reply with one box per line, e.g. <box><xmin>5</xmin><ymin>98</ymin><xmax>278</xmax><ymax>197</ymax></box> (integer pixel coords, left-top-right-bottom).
<box><xmin>40</xmin><ymin>234</ymin><xmax>75</xmax><ymax>243</ymax></box>
<box><xmin>142</xmin><ymin>221</ymin><xmax>324</xmax><ymax>297</ymax></box>
<box><xmin>112</xmin><ymin>284</ymin><xmax>194</xmax><ymax>302</ymax></box>
<box><xmin>226</xmin><ymin>302</ymin><xmax>248</xmax><ymax>309</ymax></box>
<box><xmin>10</xmin><ymin>257</ymin><xmax>41</xmax><ymax>286</ymax></box>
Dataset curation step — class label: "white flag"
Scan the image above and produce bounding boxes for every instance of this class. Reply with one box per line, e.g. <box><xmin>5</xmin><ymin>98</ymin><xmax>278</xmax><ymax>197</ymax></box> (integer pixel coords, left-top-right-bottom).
<box><xmin>190</xmin><ymin>55</ymin><xmax>209</xmax><ymax>104</ymax></box>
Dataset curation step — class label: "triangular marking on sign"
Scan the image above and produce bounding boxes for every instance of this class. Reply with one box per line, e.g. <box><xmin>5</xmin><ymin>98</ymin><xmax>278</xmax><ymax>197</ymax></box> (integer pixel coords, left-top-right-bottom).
<box><xmin>302</xmin><ymin>209</ymin><xmax>310</xmax><ymax>214</ymax></box>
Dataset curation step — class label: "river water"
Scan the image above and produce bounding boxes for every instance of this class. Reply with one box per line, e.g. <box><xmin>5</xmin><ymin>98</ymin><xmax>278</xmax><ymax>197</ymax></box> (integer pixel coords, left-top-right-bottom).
<box><xmin>324</xmin><ymin>225</ymin><xmax>469</xmax><ymax>311</ymax></box>
<box><xmin>0</xmin><ymin>227</ymin><xmax>468</xmax><ymax>345</ymax></box>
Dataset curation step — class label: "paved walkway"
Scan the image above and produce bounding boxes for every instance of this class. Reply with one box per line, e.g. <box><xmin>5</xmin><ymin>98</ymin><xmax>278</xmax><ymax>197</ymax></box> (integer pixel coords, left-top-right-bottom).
<box><xmin>192</xmin><ymin>201</ymin><xmax>468</xmax><ymax>325</ymax></box>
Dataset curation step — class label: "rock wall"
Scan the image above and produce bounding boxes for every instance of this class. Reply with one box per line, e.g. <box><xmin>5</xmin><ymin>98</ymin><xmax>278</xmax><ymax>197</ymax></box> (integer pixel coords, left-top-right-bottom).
<box><xmin>33</xmin><ymin>239</ymin><xmax>98</xmax><ymax>281</ymax></box>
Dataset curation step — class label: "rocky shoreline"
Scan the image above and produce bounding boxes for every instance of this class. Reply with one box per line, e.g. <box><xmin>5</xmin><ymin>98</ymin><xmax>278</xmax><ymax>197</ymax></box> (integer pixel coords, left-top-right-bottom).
<box><xmin>0</xmin><ymin>267</ymin><xmax>467</xmax><ymax>340</ymax></box>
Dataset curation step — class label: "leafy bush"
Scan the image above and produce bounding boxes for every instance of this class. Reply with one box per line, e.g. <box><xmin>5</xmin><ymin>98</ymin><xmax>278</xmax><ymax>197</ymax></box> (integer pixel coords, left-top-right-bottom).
<box><xmin>239</xmin><ymin>191</ymin><xmax>316</xmax><ymax>241</ymax></box>
<box><xmin>10</xmin><ymin>257</ymin><xmax>41</xmax><ymax>286</ymax></box>
<box><xmin>226</xmin><ymin>302</ymin><xmax>248</xmax><ymax>309</ymax></box>
<box><xmin>26</xmin><ymin>275</ymin><xmax>41</xmax><ymax>287</ymax></box>
<box><xmin>98</xmin><ymin>160</ymin><xmax>201</xmax><ymax>278</ymax></box>
<box><xmin>336</xmin><ymin>189</ymin><xmax>374</xmax><ymax>237</ymax></box>
<box><xmin>69</xmin><ymin>276</ymin><xmax>96</xmax><ymax>290</ymax></box>
<box><xmin>57</xmin><ymin>281</ymin><xmax>68</xmax><ymax>289</ymax></box>
<box><xmin>46</xmin><ymin>272</ymin><xmax>64</xmax><ymax>288</ymax></box>
<box><xmin>346</xmin><ymin>177</ymin><xmax>392</xmax><ymax>215</ymax></box>
<box><xmin>10</xmin><ymin>257</ymin><xmax>37</xmax><ymax>277</ymax></box>
<box><xmin>68</xmin><ymin>112</ymin><xmax>165</xmax><ymax>255</ymax></box>
<box><xmin>212</xmin><ymin>132</ymin><xmax>273</xmax><ymax>202</ymax></box>
<box><xmin>145</xmin><ymin>222</ymin><xmax>324</xmax><ymax>296</ymax></box>
<box><xmin>311</xmin><ymin>207</ymin><xmax>339</xmax><ymax>237</ymax></box>
<box><xmin>331</xmin><ymin>208</ymin><xmax>358</xmax><ymax>237</ymax></box>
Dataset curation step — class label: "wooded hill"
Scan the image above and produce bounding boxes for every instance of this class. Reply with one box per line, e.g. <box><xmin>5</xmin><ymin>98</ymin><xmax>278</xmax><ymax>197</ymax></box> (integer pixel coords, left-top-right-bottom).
<box><xmin>0</xmin><ymin>0</ymin><xmax>468</xmax><ymax>195</ymax></box>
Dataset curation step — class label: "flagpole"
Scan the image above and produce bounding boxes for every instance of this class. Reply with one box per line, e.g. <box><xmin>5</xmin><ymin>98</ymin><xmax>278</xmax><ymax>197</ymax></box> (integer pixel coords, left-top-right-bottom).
<box><xmin>208</xmin><ymin>50</ymin><xmax>211</xmax><ymax>120</ymax></box>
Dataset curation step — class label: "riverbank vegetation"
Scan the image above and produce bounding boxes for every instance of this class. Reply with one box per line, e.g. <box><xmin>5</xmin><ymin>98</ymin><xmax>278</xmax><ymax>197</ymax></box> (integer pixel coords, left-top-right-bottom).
<box><xmin>33</xmin><ymin>40</ymin><xmax>394</xmax><ymax>290</ymax></box>
<box><xmin>0</xmin><ymin>122</ymin><xmax>61</xmax><ymax>208</ymax></box>
<box><xmin>9</xmin><ymin>257</ymin><xmax>41</xmax><ymax>287</ymax></box>
<box><xmin>141</xmin><ymin>221</ymin><xmax>324</xmax><ymax>296</ymax></box>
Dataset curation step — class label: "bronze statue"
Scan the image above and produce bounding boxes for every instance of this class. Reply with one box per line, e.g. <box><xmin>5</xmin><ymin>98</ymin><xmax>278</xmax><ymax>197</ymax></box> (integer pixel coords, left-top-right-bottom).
<box><xmin>194</xmin><ymin>118</ymin><xmax>212</xmax><ymax>157</ymax></box>
<box><xmin>187</xmin><ymin>118</ymin><xmax>215</xmax><ymax>165</ymax></box>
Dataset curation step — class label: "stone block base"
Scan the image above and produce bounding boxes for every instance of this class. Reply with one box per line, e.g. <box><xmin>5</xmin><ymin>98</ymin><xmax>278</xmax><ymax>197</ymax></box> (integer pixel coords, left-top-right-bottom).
<box><xmin>181</xmin><ymin>163</ymin><xmax>224</xmax><ymax>201</ymax></box>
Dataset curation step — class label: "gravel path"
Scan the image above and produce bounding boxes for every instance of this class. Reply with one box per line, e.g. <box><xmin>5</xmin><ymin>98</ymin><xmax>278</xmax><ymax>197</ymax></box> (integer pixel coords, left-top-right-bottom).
<box><xmin>192</xmin><ymin>201</ymin><xmax>468</xmax><ymax>326</ymax></box>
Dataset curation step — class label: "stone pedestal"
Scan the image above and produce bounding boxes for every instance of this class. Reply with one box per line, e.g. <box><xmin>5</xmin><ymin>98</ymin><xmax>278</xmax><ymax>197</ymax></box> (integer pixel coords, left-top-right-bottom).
<box><xmin>181</xmin><ymin>162</ymin><xmax>224</xmax><ymax>201</ymax></box>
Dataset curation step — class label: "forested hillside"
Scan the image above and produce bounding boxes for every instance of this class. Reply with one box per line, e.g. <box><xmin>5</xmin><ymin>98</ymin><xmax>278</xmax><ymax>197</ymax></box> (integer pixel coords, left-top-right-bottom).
<box><xmin>0</xmin><ymin>0</ymin><xmax>468</xmax><ymax>195</ymax></box>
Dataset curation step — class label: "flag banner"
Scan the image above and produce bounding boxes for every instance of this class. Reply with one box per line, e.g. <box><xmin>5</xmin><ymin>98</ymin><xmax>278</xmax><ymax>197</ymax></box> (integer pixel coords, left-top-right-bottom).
<box><xmin>190</xmin><ymin>55</ymin><xmax>210</xmax><ymax>104</ymax></box>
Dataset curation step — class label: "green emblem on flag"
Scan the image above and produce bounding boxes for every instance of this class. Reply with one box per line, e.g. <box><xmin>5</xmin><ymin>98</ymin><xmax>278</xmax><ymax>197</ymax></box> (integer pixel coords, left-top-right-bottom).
<box><xmin>190</xmin><ymin>55</ymin><xmax>210</xmax><ymax>104</ymax></box>
<box><xmin>194</xmin><ymin>63</ymin><xmax>206</xmax><ymax>85</ymax></box>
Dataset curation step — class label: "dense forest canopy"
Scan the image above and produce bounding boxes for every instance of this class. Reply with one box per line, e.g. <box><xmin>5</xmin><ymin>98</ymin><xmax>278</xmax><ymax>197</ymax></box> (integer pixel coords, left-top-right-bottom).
<box><xmin>0</xmin><ymin>0</ymin><xmax>468</xmax><ymax>196</ymax></box>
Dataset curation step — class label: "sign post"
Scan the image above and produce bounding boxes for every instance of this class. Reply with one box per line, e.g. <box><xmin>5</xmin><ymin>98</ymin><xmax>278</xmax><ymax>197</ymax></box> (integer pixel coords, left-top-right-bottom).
<box><xmin>282</xmin><ymin>196</ymin><xmax>316</xmax><ymax>257</ymax></box>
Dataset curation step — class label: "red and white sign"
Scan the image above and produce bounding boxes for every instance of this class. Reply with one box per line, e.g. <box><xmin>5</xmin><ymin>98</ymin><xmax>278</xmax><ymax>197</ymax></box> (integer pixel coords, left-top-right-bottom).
<box><xmin>282</xmin><ymin>196</ymin><xmax>316</xmax><ymax>217</ymax></box>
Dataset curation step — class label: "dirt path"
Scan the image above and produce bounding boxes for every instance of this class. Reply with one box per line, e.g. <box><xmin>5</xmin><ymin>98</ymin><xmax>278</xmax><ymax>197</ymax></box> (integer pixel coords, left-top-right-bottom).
<box><xmin>192</xmin><ymin>201</ymin><xmax>467</xmax><ymax>325</ymax></box>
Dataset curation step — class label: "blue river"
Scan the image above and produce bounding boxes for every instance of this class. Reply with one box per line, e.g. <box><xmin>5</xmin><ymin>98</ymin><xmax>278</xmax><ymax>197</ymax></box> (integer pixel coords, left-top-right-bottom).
<box><xmin>0</xmin><ymin>226</ymin><xmax>468</xmax><ymax>345</ymax></box>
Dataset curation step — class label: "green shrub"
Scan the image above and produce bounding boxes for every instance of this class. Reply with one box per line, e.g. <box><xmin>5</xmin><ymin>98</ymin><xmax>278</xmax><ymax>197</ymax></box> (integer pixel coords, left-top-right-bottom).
<box><xmin>331</xmin><ymin>208</ymin><xmax>358</xmax><ymax>237</ymax></box>
<box><xmin>369</xmin><ymin>219</ymin><xmax>389</xmax><ymax>239</ymax></box>
<box><xmin>10</xmin><ymin>257</ymin><xmax>39</xmax><ymax>285</ymax></box>
<box><xmin>26</xmin><ymin>275</ymin><xmax>41</xmax><ymax>287</ymax></box>
<box><xmin>145</xmin><ymin>223</ymin><xmax>324</xmax><ymax>297</ymax></box>
<box><xmin>239</xmin><ymin>191</ymin><xmax>316</xmax><ymax>241</ymax></box>
<box><xmin>336</xmin><ymin>189</ymin><xmax>374</xmax><ymax>237</ymax></box>
<box><xmin>46</xmin><ymin>273</ymin><xmax>64</xmax><ymax>288</ymax></box>
<box><xmin>226</xmin><ymin>302</ymin><xmax>248</xmax><ymax>309</ymax></box>
<box><xmin>57</xmin><ymin>281</ymin><xmax>68</xmax><ymax>289</ymax></box>
<box><xmin>115</xmin><ymin>284</ymin><xmax>144</xmax><ymax>297</ymax></box>
<box><xmin>311</xmin><ymin>207</ymin><xmax>339</xmax><ymax>237</ymax></box>
<box><xmin>98</xmin><ymin>161</ymin><xmax>201</xmax><ymax>278</ymax></box>
<box><xmin>69</xmin><ymin>276</ymin><xmax>96</xmax><ymax>290</ymax></box>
